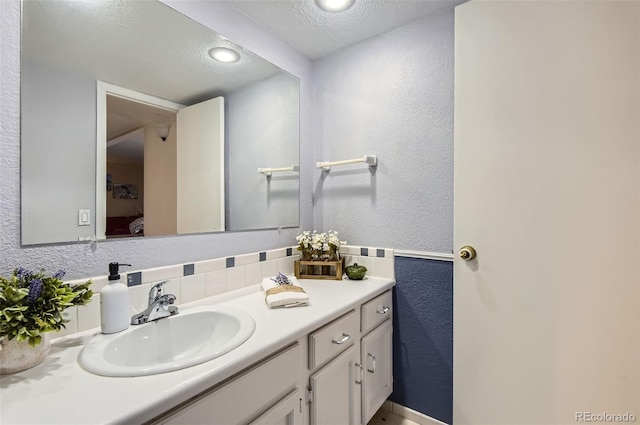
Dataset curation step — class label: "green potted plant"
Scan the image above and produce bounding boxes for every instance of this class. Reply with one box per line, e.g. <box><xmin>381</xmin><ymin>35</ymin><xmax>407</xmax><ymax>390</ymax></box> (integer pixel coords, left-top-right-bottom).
<box><xmin>0</xmin><ymin>268</ymin><xmax>93</xmax><ymax>374</ymax></box>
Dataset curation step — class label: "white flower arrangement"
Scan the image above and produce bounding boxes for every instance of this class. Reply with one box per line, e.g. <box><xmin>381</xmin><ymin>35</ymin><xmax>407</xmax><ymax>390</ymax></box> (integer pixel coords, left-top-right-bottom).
<box><xmin>326</xmin><ymin>230</ymin><xmax>346</xmax><ymax>250</ymax></box>
<box><xmin>295</xmin><ymin>230</ymin><xmax>312</xmax><ymax>249</ymax></box>
<box><xmin>296</xmin><ymin>230</ymin><xmax>346</xmax><ymax>260</ymax></box>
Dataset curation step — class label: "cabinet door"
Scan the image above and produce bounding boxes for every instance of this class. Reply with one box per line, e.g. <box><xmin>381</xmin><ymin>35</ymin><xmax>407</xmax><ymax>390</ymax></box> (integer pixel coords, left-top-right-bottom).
<box><xmin>309</xmin><ymin>344</ymin><xmax>360</xmax><ymax>425</ymax></box>
<box><xmin>249</xmin><ymin>389</ymin><xmax>303</xmax><ymax>425</ymax></box>
<box><xmin>361</xmin><ymin>320</ymin><xmax>392</xmax><ymax>424</ymax></box>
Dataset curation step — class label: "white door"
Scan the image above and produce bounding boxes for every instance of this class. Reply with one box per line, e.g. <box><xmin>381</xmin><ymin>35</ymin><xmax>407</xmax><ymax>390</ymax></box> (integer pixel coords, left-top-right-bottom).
<box><xmin>176</xmin><ymin>96</ymin><xmax>225</xmax><ymax>233</ymax></box>
<box><xmin>454</xmin><ymin>2</ymin><xmax>640</xmax><ymax>424</ymax></box>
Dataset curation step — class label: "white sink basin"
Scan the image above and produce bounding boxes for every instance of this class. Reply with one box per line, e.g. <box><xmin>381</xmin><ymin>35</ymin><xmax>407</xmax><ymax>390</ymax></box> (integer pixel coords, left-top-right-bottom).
<box><xmin>78</xmin><ymin>306</ymin><xmax>255</xmax><ymax>377</ymax></box>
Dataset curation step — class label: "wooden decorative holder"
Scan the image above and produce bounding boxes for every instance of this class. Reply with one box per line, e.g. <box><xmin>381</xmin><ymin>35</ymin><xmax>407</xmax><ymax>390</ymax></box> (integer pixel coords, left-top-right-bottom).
<box><xmin>294</xmin><ymin>257</ymin><xmax>345</xmax><ymax>280</ymax></box>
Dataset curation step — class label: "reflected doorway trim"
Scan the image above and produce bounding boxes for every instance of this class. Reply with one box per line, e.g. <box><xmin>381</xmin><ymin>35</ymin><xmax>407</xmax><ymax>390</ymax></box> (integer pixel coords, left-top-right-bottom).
<box><xmin>96</xmin><ymin>81</ymin><xmax>185</xmax><ymax>240</ymax></box>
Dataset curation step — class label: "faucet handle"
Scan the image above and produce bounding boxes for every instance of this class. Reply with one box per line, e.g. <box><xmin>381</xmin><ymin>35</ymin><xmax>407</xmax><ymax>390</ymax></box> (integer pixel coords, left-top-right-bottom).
<box><xmin>159</xmin><ymin>294</ymin><xmax>176</xmax><ymax>305</ymax></box>
<box><xmin>148</xmin><ymin>280</ymin><xmax>169</xmax><ymax>305</ymax></box>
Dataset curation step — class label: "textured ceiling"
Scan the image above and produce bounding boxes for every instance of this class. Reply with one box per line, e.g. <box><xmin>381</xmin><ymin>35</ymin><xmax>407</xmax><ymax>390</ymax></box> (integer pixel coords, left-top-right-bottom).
<box><xmin>225</xmin><ymin>0</ymin><xmax>465</xmax><ymax>60</ymax></box>
<box><xmin>22</xmin><ymin>0</ymin><xmax>283</xmax><ymax>106</ymax></box>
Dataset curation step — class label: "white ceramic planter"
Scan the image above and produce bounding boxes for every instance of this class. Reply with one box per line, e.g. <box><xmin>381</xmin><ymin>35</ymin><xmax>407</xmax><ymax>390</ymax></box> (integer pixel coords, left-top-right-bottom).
<box><xmin>0</xmin><ymin>333</ymin><xmax>51</xmax><ymax>374</ymax></box>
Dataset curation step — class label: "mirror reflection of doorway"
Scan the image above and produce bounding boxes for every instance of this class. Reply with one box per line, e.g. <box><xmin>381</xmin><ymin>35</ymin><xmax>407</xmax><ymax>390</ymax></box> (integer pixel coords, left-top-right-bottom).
<box><xmin>99</xmin><ymin>82</ymin><xmax>226</xmax><ymax>240</ymax></box>
<box><xmin>106</xmin><ymin>95</ymin><xmax>176</xmax><ymax>238</ymax></box>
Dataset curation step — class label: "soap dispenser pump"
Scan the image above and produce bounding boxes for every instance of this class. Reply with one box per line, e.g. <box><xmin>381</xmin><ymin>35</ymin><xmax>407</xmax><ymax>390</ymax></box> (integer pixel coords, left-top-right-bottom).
<box><xmin>100</xmin><ymin>262</ymin><xmax>131</xmax><ymax>334</ymax></box>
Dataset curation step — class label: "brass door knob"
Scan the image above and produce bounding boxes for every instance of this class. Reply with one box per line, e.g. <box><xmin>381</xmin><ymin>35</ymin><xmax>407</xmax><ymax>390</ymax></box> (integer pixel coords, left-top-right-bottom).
<box><xmin>459</xmin><ymin>246</ymin><xmax>477</xmax><ymax>261</ymax></box>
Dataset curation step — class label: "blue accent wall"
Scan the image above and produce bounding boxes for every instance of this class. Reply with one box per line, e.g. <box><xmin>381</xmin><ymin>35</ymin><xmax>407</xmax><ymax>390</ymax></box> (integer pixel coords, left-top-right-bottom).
<box><xmin>391</xmin><ymin>256</ymin><xmax>453</xmax><ymax>424</ymax></box>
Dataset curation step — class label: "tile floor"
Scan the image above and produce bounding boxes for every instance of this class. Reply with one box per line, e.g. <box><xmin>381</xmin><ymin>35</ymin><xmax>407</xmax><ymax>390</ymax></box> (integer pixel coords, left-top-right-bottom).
<box><xmin>368</xmin><ymin>408</ymin><xmax>420</xmax><ymax>425</ymax></box>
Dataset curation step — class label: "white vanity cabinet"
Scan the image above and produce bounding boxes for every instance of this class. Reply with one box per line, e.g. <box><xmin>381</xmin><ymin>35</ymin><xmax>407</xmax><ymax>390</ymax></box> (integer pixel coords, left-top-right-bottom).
<box><xmin>148</xmin><ymin>288</ymin><xmax>394</xmax><ymax>425</ymax></box>
<box><xmin>151</xmin><ymin>343</ymin><xmax>303</xmax><ymax>425</ymax></box>
<box><xmin>305</xmin><ymin>289</ymin><xmax>394</xmax><ymax>425</ymax></box>
<box><xmin>360</xmin><ymin>290</ymin><xmax>393</xmax><ymax>424</ymax></box>
<box><xmin>307</xmin><ymin>310</ymin><xmax>361</xmax><ymax>425</ymax></box>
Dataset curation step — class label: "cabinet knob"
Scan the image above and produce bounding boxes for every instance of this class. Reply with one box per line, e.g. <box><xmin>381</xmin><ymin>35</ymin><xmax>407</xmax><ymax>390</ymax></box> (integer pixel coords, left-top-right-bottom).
<box><xmin>377</xmin><ymin>306</ymin><xmax>390</xmax><ymax>315</ymax></box>
<box><xmin>459</xmin><ymin>245</ymin><xmax>477</xmax><ymax>261</ymax></box>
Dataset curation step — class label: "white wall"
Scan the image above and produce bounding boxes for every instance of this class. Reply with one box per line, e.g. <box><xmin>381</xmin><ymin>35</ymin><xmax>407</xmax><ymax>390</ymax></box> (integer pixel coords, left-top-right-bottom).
<box><xmin>21</xmin><ymin>62</ymin><xmax>96</xmax><ymax>244</ymax></box>
<box><xmin>0</xmin><ymin>0</ymin><xmax>313</xmax><ymax>279</ymax></box>
<box><xmin>144</xmin><ymin>120</ymin><xmax>177</xmax><ymax>236</ymax></box>
<box><xmin>313</xmin><ymin>8</ymin><xmax>454</xmax><ymax>254</ymax></box>
<box><xmin>226</xmin><ymin>73</ymin><xmax>300</xmax><ymax>231</ymax></box>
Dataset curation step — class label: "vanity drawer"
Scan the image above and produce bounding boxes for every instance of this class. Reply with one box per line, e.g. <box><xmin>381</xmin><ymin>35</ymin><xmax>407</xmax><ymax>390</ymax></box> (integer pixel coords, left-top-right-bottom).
<box><xmin>156</xmin><ymin>343</ymin><xmax>301</xmax><ymax>425</ymax></box>
<box><xmin>309</xmin><ymin>309</ymin><xmax>358</xmax><ymax>370</ymax></box>
<box><xmin>361</xmin><ymin>290</ymin><xmax>393</xmax><ymax>334</ymax></box>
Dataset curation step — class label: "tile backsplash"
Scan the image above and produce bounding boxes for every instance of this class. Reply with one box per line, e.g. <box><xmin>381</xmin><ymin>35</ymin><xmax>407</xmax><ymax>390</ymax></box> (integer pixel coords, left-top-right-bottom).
<box><xmin>57</xmin><ymin>245</ymin><xmax>395</xmax><ymax>338</ymax></box>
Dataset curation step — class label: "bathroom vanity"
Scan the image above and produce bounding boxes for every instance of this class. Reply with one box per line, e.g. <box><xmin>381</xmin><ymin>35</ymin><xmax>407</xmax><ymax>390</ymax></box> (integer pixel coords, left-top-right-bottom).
<box><xmin>0</xmin><ymin>277</ymin><xmax>394</xmax><ymax>425</ymax></box>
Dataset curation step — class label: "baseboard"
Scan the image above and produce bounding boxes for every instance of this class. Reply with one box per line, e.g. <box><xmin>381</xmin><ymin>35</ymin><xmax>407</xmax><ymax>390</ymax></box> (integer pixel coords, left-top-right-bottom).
<box><xmin>383</xmin><ymin>400</ymin><xmax>449</xmax><ymax>425</ymax></box>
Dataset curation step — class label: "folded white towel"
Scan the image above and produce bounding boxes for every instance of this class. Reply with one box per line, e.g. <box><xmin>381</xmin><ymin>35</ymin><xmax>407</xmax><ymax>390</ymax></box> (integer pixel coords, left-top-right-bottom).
<box><xmin>261</xmin><ymin>274</ymin><xmax>309</xmax><ymax>308</ymax></box>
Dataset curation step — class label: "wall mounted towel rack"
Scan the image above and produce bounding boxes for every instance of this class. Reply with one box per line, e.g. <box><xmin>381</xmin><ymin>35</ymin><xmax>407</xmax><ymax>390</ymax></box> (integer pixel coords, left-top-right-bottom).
<box><xmin>316</xmin><ymin>155</ymin><xmax>377</xmax><ymax>171</ymax></box>
<box><xmin>258</xmin><ymin>165</ymin><xmax>299</xmax><ymax>177</ymax></box>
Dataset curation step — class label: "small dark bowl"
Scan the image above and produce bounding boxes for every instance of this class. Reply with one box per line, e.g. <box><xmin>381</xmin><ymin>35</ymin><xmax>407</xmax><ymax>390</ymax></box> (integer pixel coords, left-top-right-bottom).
<box><xmin>345</xmin><ymin>263</ymin><xmax>367</xmax><ymax>280</ymax></box>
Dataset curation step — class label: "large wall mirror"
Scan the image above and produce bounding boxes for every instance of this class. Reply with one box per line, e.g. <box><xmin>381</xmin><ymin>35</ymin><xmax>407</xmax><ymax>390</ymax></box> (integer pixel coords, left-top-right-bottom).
<box><xmin>21</xmin><ymin>0</ymin><xmax>300</xmax><ymax>245</ymax></box>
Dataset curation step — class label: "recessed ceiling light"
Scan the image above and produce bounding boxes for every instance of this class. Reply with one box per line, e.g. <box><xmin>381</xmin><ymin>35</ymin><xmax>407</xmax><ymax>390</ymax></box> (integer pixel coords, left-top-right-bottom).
<box><xmin>208</xmin><ymin>47</ymin><xmax>240</xmax><ymax>63</ymax></box>
<box><xmin>315</xmin><ymin>0</ymin><xmax>355</xmax><ymax>13</ymax></box>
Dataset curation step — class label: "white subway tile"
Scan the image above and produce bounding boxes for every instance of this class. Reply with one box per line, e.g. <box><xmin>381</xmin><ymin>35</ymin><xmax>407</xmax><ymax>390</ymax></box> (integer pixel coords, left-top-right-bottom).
<box><xmin>81</xmin><ymin>275</ymin><xmax>108</xmax><ymax>293</ymax></box>
<box><xmin>142</xmin><ymin>265</ymin><xmax>182</xmax><ymax>284</ymax></box>
<box><xmin>276</xmin><ymin>257</ymin><xmax>293</xmax><ymax>275</ymax></box>
<box><xmin>129</xmin><ymin>283</ymin><xmax>151</xmax><ymax>315</ymax></box>
<box><xmin>245</xmin><ymin>263</ymin><xmax>262</xmax><ymax>286</ymax></box>
<box><xmin>235</xmin><ymin>252</ymin><xmax>260</xmax><ymax>267</ymax></box>
<box><xmin>261</xmin><ymin>260</ymin><xmax>278</xmax><ymax>279</ymax></box>
<box><xmin>339</xmin><ymin>245</ymin><xmax>359</xmax><ymax>255</ymax></box>
<box><xmin>77</xmin><ymin>293</ymin><xmax>101</xmax><ymax>331</ymax></box>
<box><xmin>266</xmin><ymin>248</ymin><xmax>287</xmax><ymax>260</ymax></box>
<box><xmin>341</xmin><ymin>254</ymin><xmax>355</xmax><ymax>267</ymax></box>
<box><xmin>181</xmin><ymin>274</ymin><xmax>206</xmax><ymax>303</ymax></box>
<box><xmin>205</xmin><ymin>270</ymin><xmax>227</xmax><ymax>297</ymax></box>
<box><xmin>195</xmin><ymin>258</ymin><xmax>225</xmax><ymax>274</ymax></box>
<box><xmin>56</xmin><ymin>246</ymin><xmax>395</xmax><ymax>340</ymax></box>
<box><xmin>226</xmin><ymin>266</ymin><xmax>245</xmax><ymax>291</ymax></box>
<box><xmin>354</xmin><ymin>255</ymin><xmax>376</xmax><ymax>277</ymax></box>
<box><xmin>376</xmin><ymin>258</ymin><xmax>395</xmax><ymax>280</ymax></box>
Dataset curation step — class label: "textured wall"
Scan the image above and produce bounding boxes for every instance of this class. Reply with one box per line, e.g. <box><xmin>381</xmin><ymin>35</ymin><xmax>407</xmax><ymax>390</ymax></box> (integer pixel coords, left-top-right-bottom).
<box><xmin>0</xmin><ymin>0</ymin><xmax>313</xmax><ymax>279</ymax></box>
<box><xmin>392</xmin><ymin>256</ymin><xmax>453</xmax><ymax>424</ymax></box>
<box><xmin>312</xmin><ymin>8</ymin><xmax>454</xmax><ymax>253</ymax></box>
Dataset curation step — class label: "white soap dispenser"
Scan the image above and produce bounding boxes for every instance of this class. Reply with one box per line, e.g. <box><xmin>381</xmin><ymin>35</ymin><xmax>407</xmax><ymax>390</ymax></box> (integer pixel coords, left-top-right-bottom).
<box><xmin>100</xmin><ymin>262</ymin><xmax>131</xmax><ymax>334</ymax></box>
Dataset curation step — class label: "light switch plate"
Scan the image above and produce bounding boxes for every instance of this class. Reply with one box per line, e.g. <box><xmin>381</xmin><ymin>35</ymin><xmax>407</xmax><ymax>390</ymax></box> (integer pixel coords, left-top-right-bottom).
<box><xmin>78</xmin><ymin>209</ymin><xmax>91</xmax><ymax>226</ymax></box>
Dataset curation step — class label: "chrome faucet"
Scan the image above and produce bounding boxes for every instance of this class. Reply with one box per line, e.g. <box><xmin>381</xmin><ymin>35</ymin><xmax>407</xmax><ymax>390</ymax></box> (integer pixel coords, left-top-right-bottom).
<box><xmin>131</xmin><ymin>280</ymin><xmax>179</xmax><ymax>325</ymax></box>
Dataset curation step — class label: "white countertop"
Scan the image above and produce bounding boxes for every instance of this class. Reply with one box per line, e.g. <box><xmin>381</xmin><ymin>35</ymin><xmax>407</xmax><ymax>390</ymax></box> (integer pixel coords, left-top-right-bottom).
<box><xmin>0</xmin><ymin>277</ymin><xmax>394</xmax><ymax>425</ymax></box>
